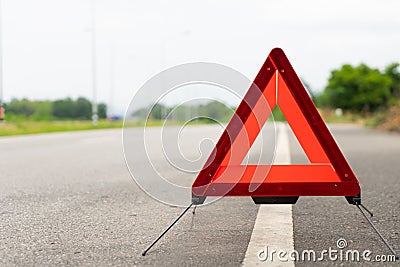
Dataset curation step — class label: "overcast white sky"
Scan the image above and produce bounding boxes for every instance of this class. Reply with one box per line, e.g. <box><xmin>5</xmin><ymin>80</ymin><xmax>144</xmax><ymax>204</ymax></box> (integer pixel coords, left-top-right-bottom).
<box><xmin>2</xmin><ymin>0</ymin><xmax>400</xmax><ymax>114</ymax></box>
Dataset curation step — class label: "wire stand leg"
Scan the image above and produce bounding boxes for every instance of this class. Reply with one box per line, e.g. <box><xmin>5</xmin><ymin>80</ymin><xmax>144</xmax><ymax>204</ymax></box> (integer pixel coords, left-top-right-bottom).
<box><xmin>356</xmin><ymin>205</ymin><xmax>399</xmax><ymax>260</ymax></box>
<box><xmin>142</xmin><ymin>203</ymin><xmax>193</xmax><ymax>256</ymax></box>
<box><xmin>192</xmin><ymin>205</ymin><xmax>197</xmax><ymax>215</ymax></box>
<box><xmin>359</xmin><ymin>204</ymin><xmax>373</xmax><ymax>217</ymax></box>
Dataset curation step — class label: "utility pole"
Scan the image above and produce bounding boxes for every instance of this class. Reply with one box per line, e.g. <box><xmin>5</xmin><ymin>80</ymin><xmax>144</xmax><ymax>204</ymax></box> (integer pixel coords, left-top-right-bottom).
<box><xmin>90</xmin><ymin>0</ymin><xmax>98</xmax><ymax>126</ymax></box>
<box><xmin>109</xmin><ymin>42</ymin><xmax>115</xmax><ymax>119</ymax></box>
<box><xmin>0</xmin><ymin>0</ymin><xmax>4</xmax><ymax>121</ymax></box>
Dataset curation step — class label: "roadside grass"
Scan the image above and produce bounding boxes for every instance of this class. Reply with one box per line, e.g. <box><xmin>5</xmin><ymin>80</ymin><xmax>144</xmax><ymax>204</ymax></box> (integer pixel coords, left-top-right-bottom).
<box><xmin>318</xmin><ymin>107</ymin><xmax>400</xmax><ymax>132</ymax></box>
<box><xmin>0</xmin><ymin>120</ymin><xmax>124</xmax><ymax>136</ymax></box>
<box><xmin>0</xmin><ymin>119</ymin><xmax>206</xmax><ymax>136</ymax></box>
<box><xmin>371</xmin><ymin>104</ymin><xmax>400</xmax><ymax>131</ymax></box>
<box><xmin>318</xmin><ymin>109</ymin><xmax>366</xmax><ymax>124</ymax></box>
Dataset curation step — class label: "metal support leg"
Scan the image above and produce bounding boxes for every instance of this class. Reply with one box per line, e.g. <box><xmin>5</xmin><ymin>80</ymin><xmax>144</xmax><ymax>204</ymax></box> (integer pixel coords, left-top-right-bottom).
<box><xmin>192</xmin><ymin>205</ymin><xmax>197</xmax><ymax>215</ymax></box>
<box><xmin>359</xmin><ymin>203</ymin><xmax>373</xmax><ymax>217</ymax></box>
<box><xmin>356</xmin><ymin>205</ymin><xmax>399</xmax><ymax>260</ymax></box>
<box><xmin>142</xmin><ymin>203</ymin><xmax>193</xmax><ymax>256</ymax></box>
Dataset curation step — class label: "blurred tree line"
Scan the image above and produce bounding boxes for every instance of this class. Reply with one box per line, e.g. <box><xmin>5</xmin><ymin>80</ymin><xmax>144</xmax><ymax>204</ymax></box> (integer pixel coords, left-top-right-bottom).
<box><xmin>4</xmin><ymin>97</ymin><xmax>107</xmax><ymax>120</ymax></box>
<box><xmin>317</xmin><ymin>62</ymin><xmax>400</xmax><ymax>113</ymax></box>
<box><xmin>6</xmin><ymin>61</ymin><xmax>400</xmax><ymax>123</ymax></box>
<box><xmin>132</xmin><ymin>100</ymin><xmax>234</xmax><ymax>123</ymax></box>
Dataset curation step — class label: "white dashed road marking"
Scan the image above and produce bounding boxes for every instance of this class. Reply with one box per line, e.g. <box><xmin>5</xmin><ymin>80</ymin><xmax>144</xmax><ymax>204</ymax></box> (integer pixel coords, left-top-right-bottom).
<box><xmin>242</xmin><ymin>123</ymin><xmax>295</xmax><ymax>266</ymax></box>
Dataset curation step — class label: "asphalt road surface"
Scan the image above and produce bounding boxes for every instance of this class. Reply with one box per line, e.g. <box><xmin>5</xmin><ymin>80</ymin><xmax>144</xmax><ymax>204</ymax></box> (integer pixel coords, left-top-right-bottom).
<box><xmin>0</xmin><ymin>124</ymin><xmax>398</xmax><ymax>266</ymax></box>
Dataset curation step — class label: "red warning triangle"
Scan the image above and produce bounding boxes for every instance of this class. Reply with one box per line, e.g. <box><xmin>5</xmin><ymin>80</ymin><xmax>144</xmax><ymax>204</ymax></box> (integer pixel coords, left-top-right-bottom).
<box><xmin>192</xmin><ymin>48</ymin><xmax>360</xmax><ymax>204</ymax></box>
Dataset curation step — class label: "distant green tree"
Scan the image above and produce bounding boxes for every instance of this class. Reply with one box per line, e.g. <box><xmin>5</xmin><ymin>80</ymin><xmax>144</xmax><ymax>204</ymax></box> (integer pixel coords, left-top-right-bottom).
<box><xmin>31</xmin><ymin>100</ymin><xmax>53</xmax><ymax>121</ymax></box>
<box><xmin>384</xmin><ymin>62</ymin><xmax>400</xmax><ymax>98</ymax></box>
<box><xmin>52</xmin><ymin>98</ymin><xmax>75</xmax><ymax>119</ymax></box>
<box><xmin>52</xmin><ymin>97</ymin><xmax>105</xmax><ymax>120</ymax></box>
<box><xmin>6</xmin><ymin>98</ymin><xmax>35</xmax><ymax>117</ymax></box>
<box><xmin>75</xmin><ymin>97</ymin><xmax>92</xmax><ymax>119</ymax></box>
<box><xmin>5</xmin><ymin>97</ymin><xmax>106</xmax><ymax>121</ymax></box>
<box><xmin>201</xmin><ymin>101</ymin><xmax>233</xmax><ymax>121</ymax></box>
<box><xmin>172</xmin><ymin>105</ymin><xmax>188</xmax><ymax>121</ymax></box>
<box><xmin>149</xmin><ymin>103</ymin><xmax>165</xmax><ymax>120</ymax></box>
<box><xmin>98</xmin><ymin>103</ymin><xmax>107</xmax><ymax>119</ymax></box>
<box><xmin>321</xmin><ymin>64</ymin><xmax>392</xmax><ymax>113</ymax></box>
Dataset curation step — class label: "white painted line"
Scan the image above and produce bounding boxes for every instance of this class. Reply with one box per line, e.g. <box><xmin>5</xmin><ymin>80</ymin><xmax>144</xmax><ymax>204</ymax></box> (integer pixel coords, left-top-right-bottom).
<box><xmin>242</xmin><ymin>123</ymin><xmax>295</xmax><ymax>266</ymax></box>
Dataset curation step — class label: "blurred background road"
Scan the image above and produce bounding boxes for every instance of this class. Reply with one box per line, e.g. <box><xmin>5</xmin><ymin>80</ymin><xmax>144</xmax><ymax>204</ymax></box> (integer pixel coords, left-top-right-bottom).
<box><xmin>0</xmin><ymin>124</ymin><xmax>398</xmax><ymax>266</ymax></box>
